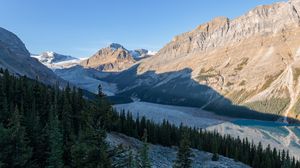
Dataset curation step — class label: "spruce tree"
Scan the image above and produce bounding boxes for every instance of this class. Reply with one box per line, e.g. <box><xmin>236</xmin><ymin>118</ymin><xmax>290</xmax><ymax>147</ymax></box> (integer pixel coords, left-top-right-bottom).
<box><xmin>71</xmin><ymin>90</ymin><xmax>112</xmax><ymax>168</ymax></box>
<box><xmin>8</xmin><ymin>106</ymin><xmax>32</xmax><ymax>167</ymax></box>
<box><xmin>138</xmin><ymin>129</ymin><xmax>151</xmax><ymax>168</ymax></box>
<box><xmin>211</xmin><ymin>135</ymin><xmax>219</xmax><ymax>161</ymax></box>
<box><xmin>47</xmin><ymin>106</ymin><xmax>63</xmax><ymax>168</ymax></box>
<box><xmin>173</xmin><ymin>131</ymin><xmax>194</xmax><ymax>168</ymax></box>
<box><xmin>0</xmin><ymin>124</ymin><xmax>10</xmax><ymax>167</ymax></box>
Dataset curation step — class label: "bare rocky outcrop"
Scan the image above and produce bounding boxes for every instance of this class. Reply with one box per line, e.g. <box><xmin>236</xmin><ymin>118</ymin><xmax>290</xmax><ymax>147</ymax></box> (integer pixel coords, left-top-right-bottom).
<box><xmin>107</xmin><ymin>132</ymin><xmax>249</xmax><ymax>168</ymax></box>
<box><xmin>81</xmin><ymin>43</ymin><xmax>151</xmax><ymax>72</ymax></box>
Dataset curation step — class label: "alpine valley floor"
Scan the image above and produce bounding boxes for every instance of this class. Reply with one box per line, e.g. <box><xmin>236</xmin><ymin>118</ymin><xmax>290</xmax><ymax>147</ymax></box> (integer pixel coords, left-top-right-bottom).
<box><xmin>114</xmin><ymin>101</ymin><xmax>300</xmax><ymax>160</ymax></box>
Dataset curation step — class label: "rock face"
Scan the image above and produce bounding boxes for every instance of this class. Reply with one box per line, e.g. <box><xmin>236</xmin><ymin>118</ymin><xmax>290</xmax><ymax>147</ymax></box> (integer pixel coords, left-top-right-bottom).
<box><xmin>0</xmin><ymin>27</ymin><xmax>65</xmax><ymax>85</ymax></box>
<box><xmin>112</xmin><ymin>0</ymin><xmax>300</xmax><ymax>120</ymax></box>
<box><xmin>80</xmin><ymin>43</ymin><xmax>153</xmax><ymax>72</ymax></box>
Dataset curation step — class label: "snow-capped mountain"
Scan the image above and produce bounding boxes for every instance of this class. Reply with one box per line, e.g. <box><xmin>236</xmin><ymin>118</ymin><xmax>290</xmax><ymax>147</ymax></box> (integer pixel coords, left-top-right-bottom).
<box><xmin>32</xmin><ymin>43</ymin><xmax>154</xmax><ymax>94</ymax></box>
<box><xmin>80</xmin><ymin>43</ymin><xmax>154</xmax><ymax>72</ymax></box>
<box><xmin>32</xmin><ymin>51</ymin><xmax>78</xmax><ymax>64</ymax></box>
<box><xmin>31</xmin><ymin>51</ymin><xmax>83</xmax><ymax>69</ymax></box>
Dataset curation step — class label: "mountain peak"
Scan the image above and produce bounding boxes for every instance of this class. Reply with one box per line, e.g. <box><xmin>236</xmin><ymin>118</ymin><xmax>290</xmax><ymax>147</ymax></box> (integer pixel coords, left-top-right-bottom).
<box><xmin>108</xmin><ymin>43</ymin><xmax>125</xmax><ymax>50</ymax></box>
<box><xmin>42</xmin><ymin>51</ymin><xmax>56</xmax><ymax>57</ymax></box>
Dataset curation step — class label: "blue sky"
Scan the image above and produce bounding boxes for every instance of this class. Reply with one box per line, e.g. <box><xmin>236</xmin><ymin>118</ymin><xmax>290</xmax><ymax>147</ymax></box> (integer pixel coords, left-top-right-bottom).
<box><xmin>0</xmin><ymin>0</ymin><xmax>282</xmax><ymax>58</ymax></box>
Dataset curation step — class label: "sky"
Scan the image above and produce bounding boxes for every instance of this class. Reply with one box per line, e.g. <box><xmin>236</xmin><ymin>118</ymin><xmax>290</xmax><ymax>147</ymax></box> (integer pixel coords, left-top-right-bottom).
<box><xmin>0</xmin><ymin>0</ymin><xmax>283</xmax><ymax>58</ymax></box>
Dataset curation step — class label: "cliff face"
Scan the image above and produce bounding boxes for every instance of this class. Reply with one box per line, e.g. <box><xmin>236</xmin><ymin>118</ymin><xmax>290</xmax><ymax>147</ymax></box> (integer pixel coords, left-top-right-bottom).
<box><xmin>150</xmin><ymin>0</ymin><xmax>300</xmax><ymax>62</ymax></box>
<box><xmin>0</xmin><ymin>27</ymin><xmax>66</xmax><ymax>86</ymax></box>
<box><xmin>116</xmin><ymin>0</ymin><xmax>300</xmax><ymax>120</ymax></box>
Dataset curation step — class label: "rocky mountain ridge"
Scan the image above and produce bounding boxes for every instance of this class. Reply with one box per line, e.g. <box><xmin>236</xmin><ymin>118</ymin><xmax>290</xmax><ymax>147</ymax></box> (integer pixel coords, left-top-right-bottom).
<box><xmin>109</xmin><ymin>0</ymin><xmax>300</xmax><ymax>121</ymax></box>
<box><xmin>20</xmin><ymin>0</ymin><xmax>300</xmax><ymax>121</ymax></box>
<box><xmin>80</xmin><ymin>43</ymin><xmax>154</xmax><ymax>72</ymax></box>
<box><xmin>0</xmin><ymin>27</ymin><xmax>66</xmax><ymax>86</ymax></box>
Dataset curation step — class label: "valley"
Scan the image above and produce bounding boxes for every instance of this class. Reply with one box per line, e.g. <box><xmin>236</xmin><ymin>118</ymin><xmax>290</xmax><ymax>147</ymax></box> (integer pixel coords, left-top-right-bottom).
<box><xmin>1</xmin><ymin>0</ymin><xmax>300</xmax><ymax>167</ymax></box>
<box><xmin>113</xmin><ymin>101</ymin><xmax>300</xmax><ymax>160</ymax></box>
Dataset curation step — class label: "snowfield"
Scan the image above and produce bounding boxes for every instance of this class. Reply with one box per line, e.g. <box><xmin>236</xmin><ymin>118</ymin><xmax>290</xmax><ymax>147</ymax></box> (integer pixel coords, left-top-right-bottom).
<box><xmin>107</xmin><ymin>132</ymin><xmax>250</xmax><ymax>168</ymax></box>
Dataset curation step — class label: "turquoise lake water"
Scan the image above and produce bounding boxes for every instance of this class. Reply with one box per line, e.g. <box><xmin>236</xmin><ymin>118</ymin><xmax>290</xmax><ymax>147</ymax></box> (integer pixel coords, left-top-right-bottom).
<box><xmin>232</xmin><ymin>119</ymin><xmax>299</xmax><ymax>127</ymax></box>
<box><xmin>232</xmin><ymin>119</ymin><xmax>300</xmax><ymax>137</ymax></box>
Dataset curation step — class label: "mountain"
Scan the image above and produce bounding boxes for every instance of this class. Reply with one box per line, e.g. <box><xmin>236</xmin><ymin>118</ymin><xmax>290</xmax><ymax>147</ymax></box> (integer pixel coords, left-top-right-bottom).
<box><xmin>108</xmin><ymin>0</ymin><xmax>300</xmax><ymax>121</ymax></box>
<box><xmin>31</xmin><ymin>51</ymin><xmax>82</xmax><ymax>69</ymax></box>
<box><xmin>0</xmin><ymin>27</ymin><xmax>66</xmax><ymax>85</ymax></box>
<box><xmin>51</xmin><ymin>43</ymin><xmax>154</xmax><ymax>94</ymax></box>
<box><xmin>32</xmin><ymin>51</ymin><xmax>77</xmax><ymax>64</ymax></box>
<box><xmin>80</xmin><ymin>43</ymin><xmax>154</xmax><ymax>72</ymax></box>
<box><xmin>46</xmin><ymin>43</ymin><xmax>155</xmax><ymax>96</ymax></box>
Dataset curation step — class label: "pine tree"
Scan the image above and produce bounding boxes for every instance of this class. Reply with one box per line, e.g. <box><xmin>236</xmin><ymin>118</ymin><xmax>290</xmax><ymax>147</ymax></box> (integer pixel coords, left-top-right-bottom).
<box><xmin>138</xmin><ymin>129</ymin><xmax>151</xmax><ymax>168</ymax></box>
<box><xmin>27</xmin><ymin>107</ymin><xmax>49</xmax><ymax>168</ymax></box>
<box><xmin>211</xmin><ymin>135</ymin><xmax>219</xmax><ymax>161</ymax></box>
<box><xmin>173</xmin><ymin>131</ymin><xmax>194</xmax><ymax>168</ymax></box>
<box><xmin>71</xmin><ymin>122</ymin><xmax>111</xmax><ymax>168</ymax></box>
<box><xmin>61</xmin><ymin>87</ymin><xmax>74</xmax><ymax>166</ymax></box>
<box><xmin>252</xmin><ymin>153</ymin><xmax>260</xmax><ymax>168</ymax></box>
<box><xmin>96</xmin><ymin>84</ymin><xmax>114</xmax><ymax>130</ymax></box>
<box><xmin>8</xmin><ymin>106</ymin><xmax>32</xmax><ymax>167</ymax></box>
<box><xmin>0</xmin><ymin>124</ymin><xmax>10</xmax><ymax>167</ymax></box>
<box><xmin>47</xmin><ymin>106</ymin><xmax>63</xmax><ymax>168</ymax></box>
<box><xmin>71</xmin><ymin>92</ymin><xmax>112</xmax><ymax>168</ymax></box>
